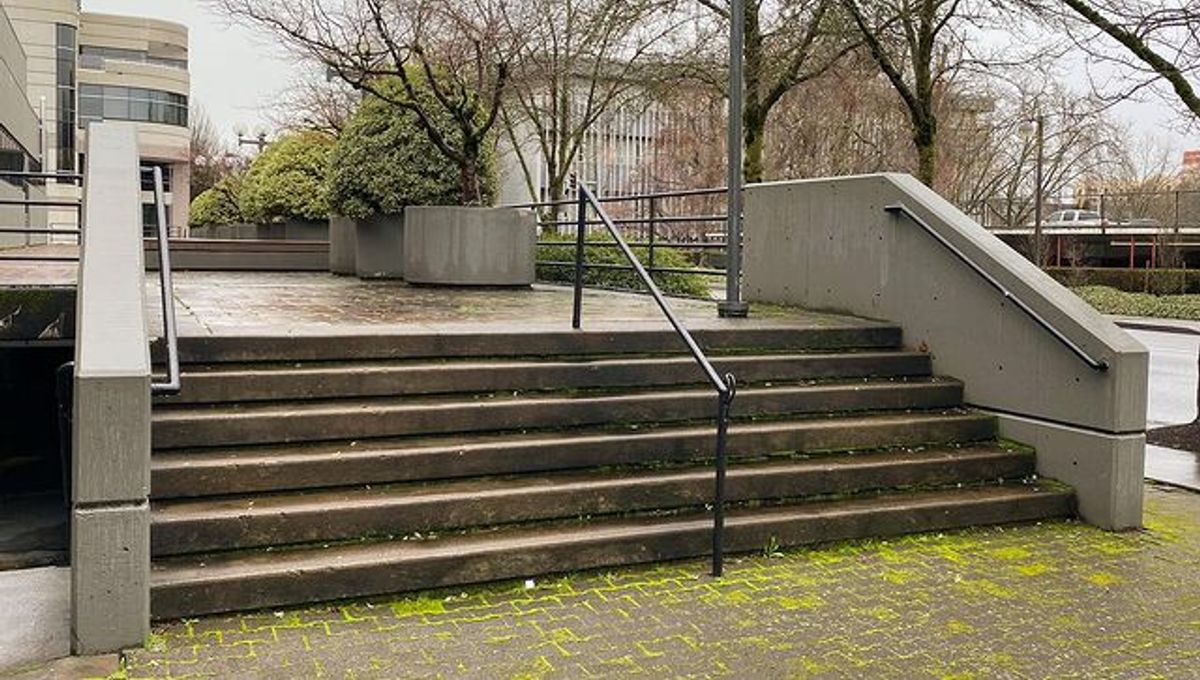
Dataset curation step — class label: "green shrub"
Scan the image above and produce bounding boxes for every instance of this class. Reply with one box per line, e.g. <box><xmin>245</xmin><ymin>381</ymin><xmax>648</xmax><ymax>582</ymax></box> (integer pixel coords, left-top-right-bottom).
<box><xmin>1073</xmin><ymin>285</ymin><xmax>1200</xmax><ymax>321</ymax></box>
<box><xmin>188</xmin><ymin>174</ymin><xmax>245</xmax><ymax>228</ymax></box>
<box><xmin>329</xmin><ymin>78</ymin><xmax>496</xmax><ymax>219</ymax></box>
<box><xmin>537</xmin><ymin>232</ymin><xmax>712</xmax><ymax>298</ymax></box>
<box><xmin>240</xmin><ymin>131</ymin><xmax>333</xmax><ymax>223</ymax></box>
<box><xmin>1048</xmin><ymin>267</ymin><xmax>1200</xmax><ymax>295</ymax></box>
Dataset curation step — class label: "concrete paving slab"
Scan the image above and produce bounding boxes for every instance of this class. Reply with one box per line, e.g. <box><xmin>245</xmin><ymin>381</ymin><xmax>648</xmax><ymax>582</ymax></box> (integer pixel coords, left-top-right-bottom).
<box><xmin>0</xmin><ymin>567</ymin><xmax>68</xmax><ymax>673</ymax></box>
<box><xmin>144</xmin><ymin>272</ymin><xmax>878</xmax><ymax>338</ymax></box>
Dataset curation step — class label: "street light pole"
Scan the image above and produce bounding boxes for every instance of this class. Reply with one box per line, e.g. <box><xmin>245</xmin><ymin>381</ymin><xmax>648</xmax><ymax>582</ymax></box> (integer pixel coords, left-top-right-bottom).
<box><xmin>1033</xmin><ymin>113</ymin><xmax>1044</xmax><ymax>267</ymax></box>
<box><xmin>719</xmin><ymin>0</ymin><xmax>749</xmax><ymax>318</ymax></box>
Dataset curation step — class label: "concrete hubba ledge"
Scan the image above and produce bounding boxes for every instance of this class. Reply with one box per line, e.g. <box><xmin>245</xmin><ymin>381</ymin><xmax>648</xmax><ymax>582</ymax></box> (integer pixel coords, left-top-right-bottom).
<box><xmin>329</xmin><ymin>216</ymin><xmax>356</xmax><ymax>275</ymax></box>
<box><xmin>355</xmin><ymin>214</ymin><xmax>405</xmax><ymax>279</ymax></box>
<box><xmin>743</xmin><ymin>173</ymin><xmax>1149</xmax><ymax>530</ymax></box>
<box><xmin>71</xmin><ymin>122</ymin><xmax>151</xmax><ymax>652</ymax></box>
<box><xmin>403</xmin><ymin>206</ymin><xmax>536</xmax><ymax>286</ymax></box>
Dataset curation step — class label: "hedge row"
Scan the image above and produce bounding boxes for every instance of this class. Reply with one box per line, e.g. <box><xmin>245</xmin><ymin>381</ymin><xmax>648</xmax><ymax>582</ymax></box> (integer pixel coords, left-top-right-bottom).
<box><xmin>1047</xmin><ymin>267</ymin><xmax>1200</xmax><ymax>295</ymax></box>
<box><xmin>1072</xmin><ymin>286</ymin><xmax>1200</xmax><ymax>321</ymax></box>
<box><xmin>536</xmin><ymin>234</ymin><xmax>712</xmax><ymax>298</ymax></box>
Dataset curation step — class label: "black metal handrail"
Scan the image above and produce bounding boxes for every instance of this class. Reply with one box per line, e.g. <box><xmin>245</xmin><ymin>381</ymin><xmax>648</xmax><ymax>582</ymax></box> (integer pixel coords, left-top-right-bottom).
<box><xmin>144</xmin><ymin>166</ymin><xmax>180</xmax><ymax>395</ymax></box>
<box><xmin>571</xmin><ymin>180</ymin><xmax>737</xmax><ymax>577</ymax></box>
<box><xmin>885</xmin><ymin>203</ymin><xmax>1109</xmax><ymax>372</ymax></box>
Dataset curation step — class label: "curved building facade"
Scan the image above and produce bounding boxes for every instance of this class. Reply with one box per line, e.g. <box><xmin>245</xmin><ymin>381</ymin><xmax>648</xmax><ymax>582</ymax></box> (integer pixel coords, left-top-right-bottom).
<box><xmin>0</xmin><ymin>0</ymin><xmax>190</xmax><ymax>234</ymax></box>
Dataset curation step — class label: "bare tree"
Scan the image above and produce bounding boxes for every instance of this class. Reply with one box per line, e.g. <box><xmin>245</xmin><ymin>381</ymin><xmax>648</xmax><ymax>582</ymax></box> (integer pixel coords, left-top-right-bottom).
<box><xmin>499</xmin><ymin>0</ymin><xmax>683</xmax><ymax>206</ymax></box>
<box><xmin>695</xmin><ymin>0</ymin><xmax>859</xmax><ymax>183</ymax></box>
<box><xmin>838</xmin><ymin>0</ymin><xmax>989</xmax><ymax>186</ymax></box>
<box><xmin>268</xmin><ymin>75</ymin><xmax>362</xmax><ymax>136</ymax></box>
<box><xmin>1046</xmin><ymin>0</ymin><xmax>1200</xmax><ymax>122</ymax></box>
<box><xmin>189</xmin><ymin>105</ymin><xmax>245</xmax><ymax>199</ymax></box>
<box><xmin>210</xmin><ymin>0</ymin><xmax>527</xmax><ymax>204</ymax></box>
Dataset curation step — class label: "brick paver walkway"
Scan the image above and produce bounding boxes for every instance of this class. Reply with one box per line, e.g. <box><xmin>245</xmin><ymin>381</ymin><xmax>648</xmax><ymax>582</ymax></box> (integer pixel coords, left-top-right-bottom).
<box><xmin>118</xmin><ymin>484</ymin><xmax>1200</xmax><ymax>679</ymax></box>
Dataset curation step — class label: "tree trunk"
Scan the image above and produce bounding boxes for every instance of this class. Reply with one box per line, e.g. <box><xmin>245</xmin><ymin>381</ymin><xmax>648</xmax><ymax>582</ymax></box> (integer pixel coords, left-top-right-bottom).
<box><xmin>460</xmin><ymin>158</ymin><xmax>481</xmax><ymax>206</ymax></box>
<box><xmin>914</xmin><ymin>122</ymin><xmax>937</xmax><ymax>187</ymax></box>
<box><xmin>743</xmin><ymin>110</ymin><xmax>766</xmax><ymax>184</ymax></box>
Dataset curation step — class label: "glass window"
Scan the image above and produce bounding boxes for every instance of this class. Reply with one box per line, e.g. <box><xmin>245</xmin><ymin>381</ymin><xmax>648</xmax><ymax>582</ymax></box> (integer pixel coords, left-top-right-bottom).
<box><xmin>75</xmin><ymin>84</ymin><xmax>189</xmax><ymax>128</ymax></box>
<box><xmin>55</xmin><ymin>24</ymin><xmax>77</xmax><ymax>174</ymax></box>
<box><xmin>103</xmin><ymin>94</ymin><xmax>129</xmax><ymax>120</ymax></box>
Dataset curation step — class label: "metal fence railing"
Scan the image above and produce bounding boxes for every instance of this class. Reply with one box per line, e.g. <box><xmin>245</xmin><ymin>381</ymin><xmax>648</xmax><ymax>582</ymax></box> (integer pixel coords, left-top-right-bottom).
<box><xmin>511</xmin><ymin>186</ymin><xmax>730</xmax><ymax>282</ymax></box>
<box><xmin>0</xmin><ymin>171</ymin><xmax>83</xmax><ymax>261</ymax></box>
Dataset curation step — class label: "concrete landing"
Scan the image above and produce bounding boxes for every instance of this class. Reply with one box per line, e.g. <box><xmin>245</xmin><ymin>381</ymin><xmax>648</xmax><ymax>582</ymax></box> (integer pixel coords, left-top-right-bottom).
<box><xmin>0</xmin><ymin>246</ymin><xmax>77</xmax><ymax>287</ymax></box>
<box><xmin>145</xmin><ymin>271</ymin><xmax>881</xmax><ymax>338</ymax></box>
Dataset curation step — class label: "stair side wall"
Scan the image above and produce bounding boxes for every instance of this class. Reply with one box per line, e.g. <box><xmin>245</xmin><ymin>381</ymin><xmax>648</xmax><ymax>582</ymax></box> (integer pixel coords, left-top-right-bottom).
<box><xmin>743</xmin><ymin>173</ymin><xmax>1148</xmax><ymax>529</ymax></box>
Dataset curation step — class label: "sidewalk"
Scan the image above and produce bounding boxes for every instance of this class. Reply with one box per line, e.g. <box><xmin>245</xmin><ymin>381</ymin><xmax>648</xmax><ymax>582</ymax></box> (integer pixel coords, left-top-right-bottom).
<box><xmin>1109</xmin><ymin>315</ymin><xmax>1200</xmax><ymax>335</ymax></box>
<box><xmin>114</xmin><ymin>484</ymin><xmax>1200</xmax><ymax>679</ymax></box>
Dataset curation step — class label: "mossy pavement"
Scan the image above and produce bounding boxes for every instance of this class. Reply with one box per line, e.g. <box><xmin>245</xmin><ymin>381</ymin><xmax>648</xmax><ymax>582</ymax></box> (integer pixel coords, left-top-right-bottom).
<box><xmin>105</xmin><ymin>484</ymin><xmax>1200</xmax><ymax>679</ymax></box>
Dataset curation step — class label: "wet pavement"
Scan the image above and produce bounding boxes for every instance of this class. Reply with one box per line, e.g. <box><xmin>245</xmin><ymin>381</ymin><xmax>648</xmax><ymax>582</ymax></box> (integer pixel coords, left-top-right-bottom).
<box><xmin>1126</xmin><ymin>328</ymin><xmax>1200</xmax><ymax>428</ymax></box>
<box><xmin>145</xmin><ymin>271</ymin><xmax>873</xmax><ymax>338</ymax></box>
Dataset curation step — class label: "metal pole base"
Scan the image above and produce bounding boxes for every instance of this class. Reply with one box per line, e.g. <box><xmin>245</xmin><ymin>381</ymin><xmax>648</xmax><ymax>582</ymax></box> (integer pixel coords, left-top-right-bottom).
<box><xmin>717</xmin><ymin>301</ymin><xmax>750</xmax><ymax>318</ymax></box>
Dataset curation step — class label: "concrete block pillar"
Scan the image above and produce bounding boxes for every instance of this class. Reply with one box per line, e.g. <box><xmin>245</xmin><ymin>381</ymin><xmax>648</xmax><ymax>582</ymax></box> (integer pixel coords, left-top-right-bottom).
<box><xmin>72</xmin><ymin>122</ymin><xmax>151</xmax><ymax>653</ymax></box>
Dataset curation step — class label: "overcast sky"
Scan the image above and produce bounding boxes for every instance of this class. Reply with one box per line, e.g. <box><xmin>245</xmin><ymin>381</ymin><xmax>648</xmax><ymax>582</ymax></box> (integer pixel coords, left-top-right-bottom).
<box><xmin>85</xmin><ymin>0</ymin><xmax>1199</xmax><ymax>168</ymax></box>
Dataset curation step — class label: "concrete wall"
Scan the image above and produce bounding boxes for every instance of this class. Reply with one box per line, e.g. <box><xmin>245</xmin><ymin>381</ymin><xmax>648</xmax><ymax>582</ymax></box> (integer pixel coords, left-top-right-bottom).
<box><xmin>744</xmin><ymin>174</ymin><xmax>1149</xmax><ymax>529</ymax></box>
<box><xmin>404</xmin><ymin>207</ymin><xmax>536</xmax><ymax>286</ymax></box>
<box><xmin>71</xmin><ymin>122</ymin><xmax>150</xmax><ymax>653</ymax></box>
<box><xmin>145</xmin><ymin>238</ymin><xmax>329</xmax><ymax>272</ymax></box>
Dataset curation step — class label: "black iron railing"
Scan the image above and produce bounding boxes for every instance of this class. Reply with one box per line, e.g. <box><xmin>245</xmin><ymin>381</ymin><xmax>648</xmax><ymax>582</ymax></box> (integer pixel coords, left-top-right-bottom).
<box><xmin>0</xmin><ymin>171</ymin><xmax>83</xmax><ymax>262</ymax></box>
<box><xmin>515</xmin><ymin>186</ymin><xmax>729</xmax><ymax>281</ymax></box>
<box><xmin>885</xmin><ymin>203</ymin><xmax>1109</xmax><ymax>372</ymax></box>
<box><xmin>570</xmin><ymin>179</ymin><xmax>737</xmax><ymax>577</ymax></box>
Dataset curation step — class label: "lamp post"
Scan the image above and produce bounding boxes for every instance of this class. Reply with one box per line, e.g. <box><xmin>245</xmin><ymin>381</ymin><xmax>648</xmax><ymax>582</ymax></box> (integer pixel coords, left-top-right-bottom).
<box><xmin>1021</xmin><ymin>113</ymin><xmax>1045</xmax><ymax>266</ymax></box>
<box><xmin>237</xmin><ymin>130</ymin><xmax>269</xmax><ymax>152</ymax></box>
<box><xmin>719</xmin><ymin>0</ymin><xmax>749</xmax><ymax>318</ymax></box>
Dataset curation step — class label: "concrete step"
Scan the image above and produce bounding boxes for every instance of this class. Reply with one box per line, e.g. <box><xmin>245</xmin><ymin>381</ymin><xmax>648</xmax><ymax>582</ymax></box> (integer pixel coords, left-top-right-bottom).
<box><xmin>150</xmin><ymin>445</ymin><xmax>1035</xmax><ymax>556</ymax></box>
<box><xmin>150</xmin><ymin>482</ymin><xmax>1073</xmax><ymax>619</ymax></box>
<box><xmin>151</xmin><ymin>377</ymin><xmax>965</xmax><ymax>448</ymax></box>
<box><xmin>151</xmin><ymin>410</ymin><xmax>997</xmax><ymax>498</ymax></box>
<box><xmin>164</xmin><ymin>324</ymin><xmax>904</xmax><ymax>364</ymax></box>
<box><xmin>159</xmin><ymin>351</ymin><xmax>933</xmax><ymax>405</ymax></box>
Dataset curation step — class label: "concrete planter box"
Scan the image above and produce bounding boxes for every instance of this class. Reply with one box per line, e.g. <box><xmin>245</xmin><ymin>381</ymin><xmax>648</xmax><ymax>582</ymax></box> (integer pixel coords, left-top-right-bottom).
<box><xmin>277</xmin><ymin>219</ymin><xmax>328</xmax><ymax>241</ymax></box>
<box><xmin>329</xmin><ymin>216</ymin><xmax>357</xmax><ymax>275</ymax></box>
<box><xmin>403</xmin><ymin>206</ymin><xmax>536</xmax><ymax>286</ymax></box>
<box><xmin>355</xmin><ymin>214</ymin><xmax>405</xmax><ymax>279</ymax></box>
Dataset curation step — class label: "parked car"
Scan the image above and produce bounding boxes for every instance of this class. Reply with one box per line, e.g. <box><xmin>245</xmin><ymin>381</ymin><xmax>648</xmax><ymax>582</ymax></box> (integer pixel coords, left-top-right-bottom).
<box><xmin>1041</xmin><ymin>209</ymin><xmax>1103</xmax><ymax>227</ymax></box>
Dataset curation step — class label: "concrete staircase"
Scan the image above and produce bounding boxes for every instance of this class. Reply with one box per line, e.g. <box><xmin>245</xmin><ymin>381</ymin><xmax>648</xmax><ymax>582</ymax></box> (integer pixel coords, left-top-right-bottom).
<box><xmin>148</xmin><ymin>324</ymin><xmax>1073</xmax><ymax>619</ymax></box>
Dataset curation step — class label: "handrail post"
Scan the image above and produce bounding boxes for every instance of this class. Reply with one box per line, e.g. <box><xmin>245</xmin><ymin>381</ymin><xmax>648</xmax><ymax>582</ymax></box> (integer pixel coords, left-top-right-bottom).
<box><xmin>712</xmin><ymin>378</ymin><xmax>734</xmax><ymax>578</ymax></box>
<box><xmin>647</xmin><ymin>195</ymin><xmax>657</xmax><ymax>274</ymax></box>
<box><xmin>572</xmin><ymin>182</ymin><xmax>586</xmax><ymax>330</ymax></box>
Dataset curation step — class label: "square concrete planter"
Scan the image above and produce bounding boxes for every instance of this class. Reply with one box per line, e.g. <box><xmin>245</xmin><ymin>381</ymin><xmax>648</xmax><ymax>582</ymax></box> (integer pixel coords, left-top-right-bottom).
<box><xmin>403</xmin><ymin>206</ymin><xmax>536</xmax><ymax>286</ymax></box>
<box><xmin>355</xmin><ymin>214</ymin><xmax>405</xmax><ymax>279</ymax></box>
<box><xmin>329</xmin><ymin>216</ymin><xmax>357</xmax><ymax>275</ymax></box>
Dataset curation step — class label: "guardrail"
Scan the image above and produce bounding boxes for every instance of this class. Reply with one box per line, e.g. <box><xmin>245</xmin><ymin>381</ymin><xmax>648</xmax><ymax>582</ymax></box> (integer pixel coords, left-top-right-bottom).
<box><xmin>0</xmin><ymin>170</ymin><xmax>83</xmax><ymax>261</ymax></box>
<box><xmin>511</xmin><ymin>186</ymin><xmax>729</xmax><ymax>282</ymax></box>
